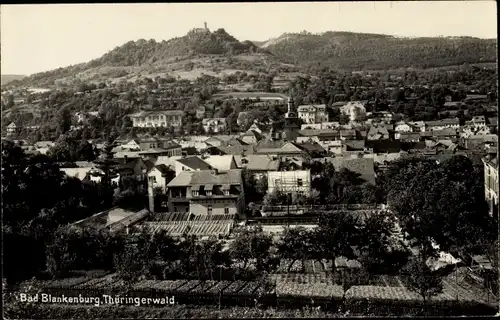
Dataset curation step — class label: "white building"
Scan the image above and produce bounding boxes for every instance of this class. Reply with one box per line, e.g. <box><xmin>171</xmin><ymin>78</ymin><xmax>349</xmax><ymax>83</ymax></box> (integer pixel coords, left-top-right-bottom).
<box><xmin>483</xmin><ymin>156</ymin><xmax>498</xmax><ymax>217</ymax></box>
<box><xmin>267</xmin><ymin>170</ymin><xmax>311</xmax><ymax>196</ymax></box>
<box><xmin>425</xmin><ymin>118</ymin><xmax>460</xmax><ymax>132</ymax></box>
<box><xmin>394</xmin><ymin>121</ymin><xmax>412</xmax><ymax>133</ymax></box>
<box><xmin>297</xmin><ymin>104</ymin><xmax>329</xmax><ymax>124</ymax></box>
<box><xmin>340</xmin><ymin>101</ymin><xmax>366</xmax><ymax>122</ymax></box>
<box><xmin>147</xmin><ymin>164</ymin><xmax>172</xmax><ymax>193</ymax></box>
<box><xmin>129</xmin><ymin>110</ymin><xmax>184</xmax><ymax>128</ymax></box>
<box><xmin>202</xmin><ymin>118</ymin><xmax>227</xmax><ymax>133</ymax></box>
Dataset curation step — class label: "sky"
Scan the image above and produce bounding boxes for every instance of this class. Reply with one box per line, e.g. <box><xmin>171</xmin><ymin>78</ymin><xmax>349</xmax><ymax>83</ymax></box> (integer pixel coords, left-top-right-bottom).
<box><xmin>1</xmin><ymin>1</ymin><xmax>497</xmax><ymax>75</ymax></box>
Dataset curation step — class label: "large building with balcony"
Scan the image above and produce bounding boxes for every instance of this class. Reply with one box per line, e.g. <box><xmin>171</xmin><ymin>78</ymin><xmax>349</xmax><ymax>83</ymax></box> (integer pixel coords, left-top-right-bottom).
<box><xmin>166</xmin><ymin>169</ymin><xmax>245</xmax><ymax>218</ymax></box>
<box><xmin>129</xmin><ymin>110</ymin><xmax>184</xmax><ymax>128</ymax></box>
<box><xmin>297</xmin><ymin>104</ymin><xmax>329</xmax><ymax>124</ymax></box>
<box><xmin>483</xmin><ymin>155</ymin><xmax>499</xmax><ymax>217</ymax></box>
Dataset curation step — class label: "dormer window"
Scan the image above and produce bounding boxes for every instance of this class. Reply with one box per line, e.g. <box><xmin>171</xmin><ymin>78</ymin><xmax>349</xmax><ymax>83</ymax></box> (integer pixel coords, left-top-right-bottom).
<box><xmin>192</xmin><ymin>190</ymin><xmax>199</xmax><ymax>197</ymax></box>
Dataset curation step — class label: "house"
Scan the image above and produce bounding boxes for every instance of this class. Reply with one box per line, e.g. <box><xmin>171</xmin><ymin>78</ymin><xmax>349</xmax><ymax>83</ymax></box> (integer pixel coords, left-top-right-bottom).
<box><xmin>465</xmin><ymin>116</ymin><xmax>486</xmax><ymax>127</ymax></box>
<box><xmin>33</xmin><ymin>140</ymin><xmax>55</xmax><ymax>154</ymax></box>
<box><xmin>71</xmin><ymin>207</ymin><xmax>149</xmax><ymax>235</ymax></box>
<box><xmin>204</xmin><ymin>135</ymin><xmax>234</xmax><ymax>147</ymax></box>
<box><xmin>396</xmin><ymin>132</ymin><xmax>421</xmax><ymax>142</ymax></box>
<box><xmin>174</xmin><ymin>156</ymin><xmax>212</xmax><ymax>177</ymax></box>
<box><xmin>464</xmin><ymin>134</ymin><xmax>498</xmax><ymax>151</ymax></box>
<box><xmin>129</xmin><ymin>110</ymin><xmax>184</xmax><ymax>128</ymax></box>
<box><xmin>482</xmin><ymin>155</ymin><xmax>498</xmax><ymax>217</ymax></box>
<box><xmin>298</xmin><ymin>129</ymin><xmax>340</xmax><ymax>142</ymax></box>
<box><xmin>116</xmin><ymin>158</ymin><xmax>152</xmax><ymax>182</ymax></box>
<box><xmin>234</xmin><ymin>154</ymin><xmax>281</xmax><ymax>179</ymax></box>
<box><xmin>394</xmin><ymin>121</ymin><xmax>412</xmax><ymax>133</ymax></box>
<box><xmin>166</xmin><ymin>169</ymin><xmax>245</xmax><ymax>218</ymax></box>
<box><xmin>137</xmin><ymin>138</ymin><xmax>182</xmax><ymax>156</ymax></box>
<box><xmin>203</xmin><ymin>155</ymin><xmax>238</xmax><ymax>172</ymax></box>
<box><xmin>422</xmin><ymin>128</ymin><xmax>459</xmax><ymax>140</ymax></box>
<box><xmin>367</xmin><ymin>125</ymin><xmax>390</xmax><ymax>141</ymax></box>
<box><xmin>256</xmin><ymin>140</ymin><xmax>305</xmax><ymax>157</ymax></box>
<box><xmin>6</xmin><ymin>122</ymin><xmax>17</xmax><ymax>136</ymax></box>
<box><xmin>240</xmin><ymin>129</ymin><xmax>262</xmax><ymax>145</ymax></box>
<box><xmin>115</xmin><ymin>139</ymin><xmax>141</xmax><ymax>152</ymax></box>
<box><xmin>202</xmin><ymin>118</ymin><xmax>227</xmax><ymax>133</ymax></box>
<box><xmin>344</xmin><ymin>140</ymin><xmax>366</xmax><ymax>152</ymax></box>
<box><xmin>147</xmin><ymin>164</ymin><xmax>175</xmax><ymax>193</ymax></box>
<box><xmin>460</xmin><ymin>125</ymin><xmax>491</xmax><ymax>139</ymax></box>
<box><xmin>408</xmin><ymin>121</ymin><xmax>426</xmax><ymax>133</ymax></box>
<box><xmin>301</xmin><ymin>123</ymin><xmax>323</xmax><ymax>130</ymax></box>
<box><xmin>340</xmin><ymin>129</ymin><xmax>357</xmax><ymax>140</ymax></box>
<box><xmin>297</xmin><ymin>104</ymin><xmax>329</xmax><ymax>124</ymax></box>
<box><xmin>75</xmin><ymin>111</ymin><xmax>99</xmax><ymax>124</ymax></box>
<box><xmin>340</xmin><ymin>101</ymin><xmax>367</xmax><ymax>122</ymax></box>
<box><xmin>267</xmin><ymin>170</ymin><xmax>311</xmax><ymax>196</ymax></box>
<box><xmin>215</xmin><ymin>138</ymin><xmax>256</xmax><ymax>155</ymax></box>
<box><xmin>425</xmin><ymin>118</ymin><xmax>460</xmax><ymax>131</ymax></box>
<box><xmin>60</xmin><ymin>167</ymin><xmax>105</xmax><ymax>183</ymax></box>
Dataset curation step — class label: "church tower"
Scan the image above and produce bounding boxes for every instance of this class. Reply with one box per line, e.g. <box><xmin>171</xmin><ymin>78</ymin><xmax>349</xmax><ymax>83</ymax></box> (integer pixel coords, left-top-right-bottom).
<box><xmin>283</xmin><ymin>93</ymin><xmax>300</xmax><ymax>141</ymax></box>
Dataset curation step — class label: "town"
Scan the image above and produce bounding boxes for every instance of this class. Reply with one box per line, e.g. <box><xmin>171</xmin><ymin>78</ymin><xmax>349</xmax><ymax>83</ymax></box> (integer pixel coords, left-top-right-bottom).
<box><xmin>2</xmin><ymin>6</ymin><xmax>499</xmax><ymax>319</ymax></box>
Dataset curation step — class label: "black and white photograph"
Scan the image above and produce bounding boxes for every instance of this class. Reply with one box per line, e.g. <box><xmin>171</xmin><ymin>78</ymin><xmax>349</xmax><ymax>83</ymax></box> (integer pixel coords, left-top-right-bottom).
<box><xmin>1</xmin><ymin>1</ymin><xmax>499</xmax><ymax>318</ymax></box>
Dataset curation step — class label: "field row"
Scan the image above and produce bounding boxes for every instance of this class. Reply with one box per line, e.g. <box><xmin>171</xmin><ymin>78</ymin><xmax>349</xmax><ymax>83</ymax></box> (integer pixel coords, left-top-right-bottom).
<box><xmin>38</xmin><ymin>274</ymin><xmax>478</xmax><ymax>304</ymax></box>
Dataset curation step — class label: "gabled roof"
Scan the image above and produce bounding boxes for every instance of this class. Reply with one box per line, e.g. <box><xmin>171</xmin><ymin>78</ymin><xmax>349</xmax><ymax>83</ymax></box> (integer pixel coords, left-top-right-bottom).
<box><xmin>345</xmin><ymin>140</ymin><xmax>365</xmax><ymax>151</ymax></box>
<box><xmin>7</xmin><ymin>122</ymin><xmax>17</xmax><ymax>128</ymax></box>
<box><xmin>295</xmin><ymin>142</ymin><xmax>326</xmax><ymax>154</ymax></box>
<box><xmin>167</xmin><ymin>169</ymin><xmax>243</xmax><ymax>187</ymax></box>
<box><xmin>367</xmin><ymin>125</ymin><xmax>389</xmax><ymax>139</ymax></box>
<box><xmin>234</xmin><ymin>154</ymin><xmax>280</xmax><ymax>171</ymax></box>
<box><xmin>129</xmin><ymin>110</ymin><xmax>184</xmax><ymax>118</ymax></box>
<box><xmin>255</xmin><ymin>138</ymin><xmax>287</xmax><ymax>150</ymax></box>
<box><xmin>176</xmin><ymin>156</ymin><xmax>212</xmax><ymax>171</ymax></box>
<box><xmin>204</xmin><ymin>155</ymin><xmax>236</xmax><ymax>171</ymax></box>
<box><xmin>298</xmin><ymin>129</ymin><xmax>339</xmax><ymax>138</ymax></box>
<box><xmin>151</xmin><ymin>164</ymin><xmax>171</xmax><ymax>175</ymax></box>
<box><xmin>426</xmin><ymin>118</ymin><xmax>459</xmax><ymax>126</ymax></box>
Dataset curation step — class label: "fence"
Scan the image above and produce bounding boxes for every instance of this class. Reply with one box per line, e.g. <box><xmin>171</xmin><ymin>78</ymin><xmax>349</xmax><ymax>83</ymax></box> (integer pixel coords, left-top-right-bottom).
<box><xmin>261</xmin><ymin>204</ymin><xmax>387</xmax><ymax>216</ymax></box>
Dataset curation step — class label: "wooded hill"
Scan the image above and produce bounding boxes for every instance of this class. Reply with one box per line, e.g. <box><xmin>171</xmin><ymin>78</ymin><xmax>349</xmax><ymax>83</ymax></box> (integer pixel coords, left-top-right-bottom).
<box><xmin>5</xmin><ymin>29</ymin><xmax>497</xmax><ymax>88</ymax></box>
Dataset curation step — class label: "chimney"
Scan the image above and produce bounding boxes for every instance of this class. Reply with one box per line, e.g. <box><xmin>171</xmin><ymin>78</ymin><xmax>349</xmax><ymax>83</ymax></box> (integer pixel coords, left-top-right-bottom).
<box><xmin>147</xmin><ymin>177</ymin><xmax>155</xmax><ymax>214</ymax></box>
<box><xmin>124</xmin><ymin>155</ymin><xmax>128</xmax><ymax>163</ymax></box>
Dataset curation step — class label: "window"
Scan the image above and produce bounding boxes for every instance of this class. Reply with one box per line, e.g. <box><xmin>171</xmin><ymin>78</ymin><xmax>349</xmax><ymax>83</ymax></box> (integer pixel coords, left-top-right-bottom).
<box><xmin>192</xmin><ymin>191</ymin><xmax>199</xmax><ymax>196</ymax></box>
<box><xmin>208</xmin><ymin>205</ymin><xmax>212</xmax><ymax>214</ymax></box>
<box><xmin>206</xmin><ymin>191</ymin><xmax>212</xmax><ymax>196</ymax></box>
<box><xmin>224</xmin><ymin>208</ymin><xmax>229</xmax><ymax>214</ymax></box>
<box><xmin>297</xmin><ymin>179</ymin><xmax>303</xmax><ymax>186</ymax></box>
<box><xmin>224</xmin><ymin>190</ymin><xmax>230</xmax><ymax>196</ymax></box>
<box><xmin>148</xmin><ymin>176</ymin><xmax>156</xmax><ymax>183</ymax></box>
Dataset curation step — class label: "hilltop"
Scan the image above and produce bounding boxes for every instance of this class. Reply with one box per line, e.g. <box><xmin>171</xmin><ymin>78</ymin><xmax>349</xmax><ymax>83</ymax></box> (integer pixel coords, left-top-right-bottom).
<box><xmin>1</xmin><ymin>75</ymin><xmax>26</xmax><ymax>85</ymax></box>
<box><xmin>4</xmin><ymin>29</ymin><xmax>497</xmax><ymax>89</ymax></box>
<box><xmin>5</xmin><ymin>27</ymin><xmax>287</xmax><ymax>89</ymax></box>
<box><xmin>257</xmin><ymin>31</ymin><xmax>497</xmax><ymax>70</ymax></box>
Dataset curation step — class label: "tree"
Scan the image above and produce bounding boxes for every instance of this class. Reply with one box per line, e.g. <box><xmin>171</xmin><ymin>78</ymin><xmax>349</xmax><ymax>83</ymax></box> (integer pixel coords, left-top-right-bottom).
<box><xmin>386</xmin><ymin>156</ymin><xmax>495</xmax><ymax>257</ymax></box>
<box><xmin>276</xmin><ymin>227</ymin><xmax>320</xmax><ymax>271</ymax></box>
<box><xmin>402</xmin><ymin>255</ymin><xmax>443</xmax><ymax>309</ymax></box>
<box><xmin>314</xmin><ymin>211</ymin><xmax>361</xmax><ymax>272</ymax></box>
<box><xmin>229</xmin><ymin>226</ymin><xmax>273</xmax><ymax>273</ymax></box>
<box><xmin>358</xmin><ymin>210</ymin><xmax>409</xmax><ymax>274</ymax></box>
<box><xmin>56</xmin><ymin>107</ymin><xmax>71</xmax><ymax>135</ymax></box>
